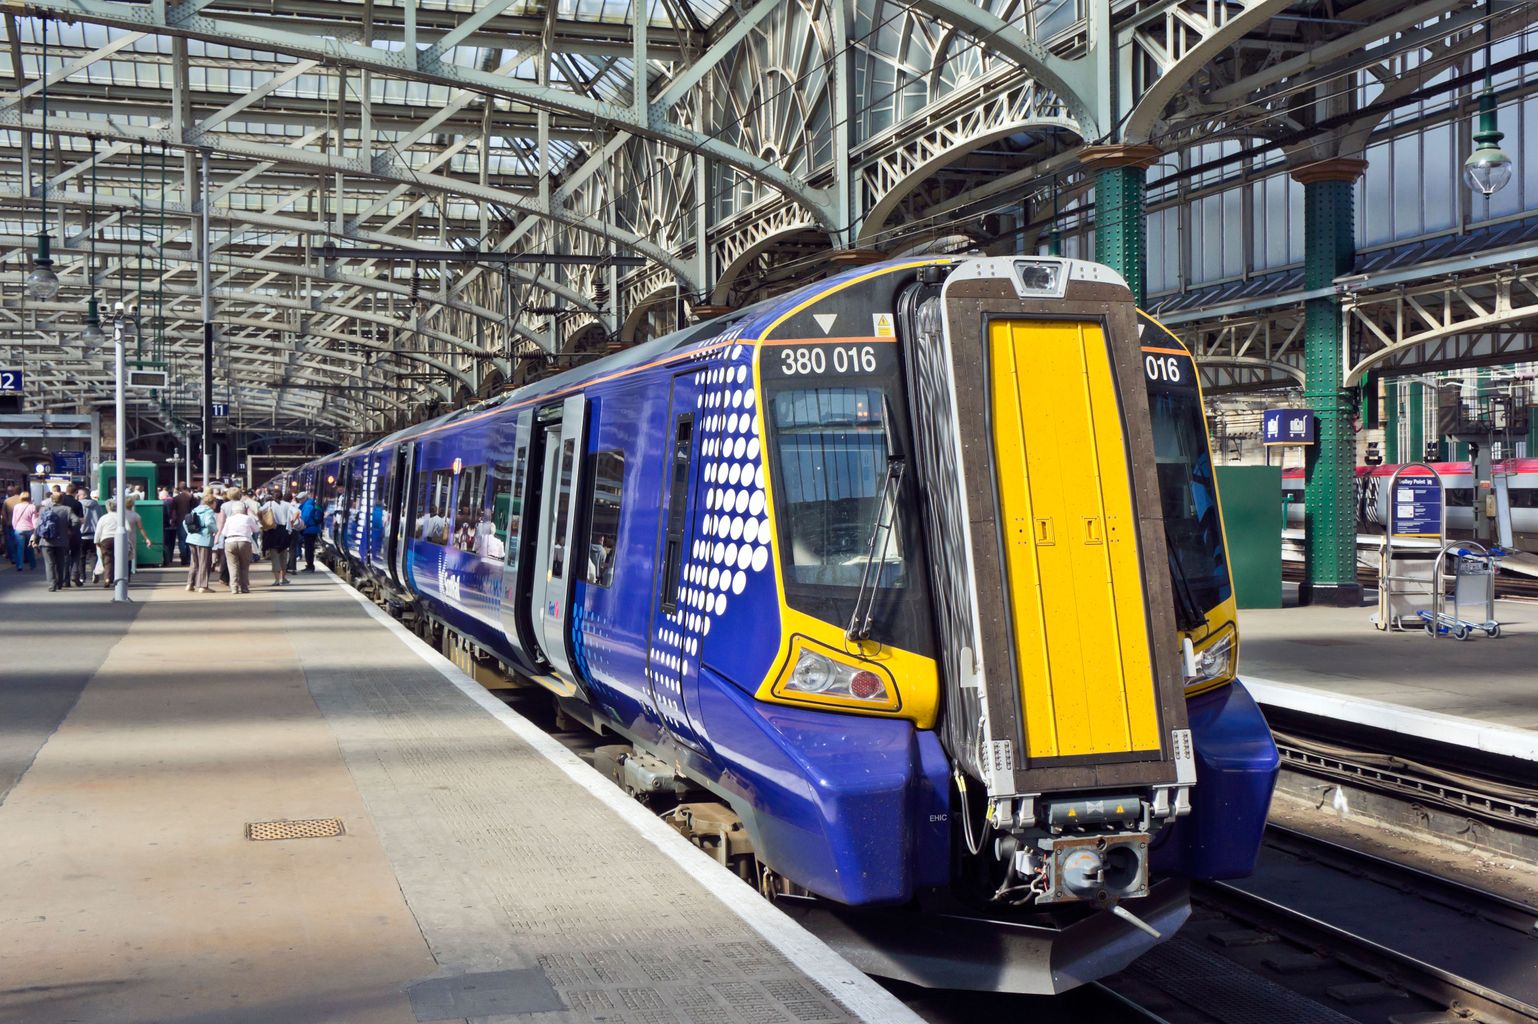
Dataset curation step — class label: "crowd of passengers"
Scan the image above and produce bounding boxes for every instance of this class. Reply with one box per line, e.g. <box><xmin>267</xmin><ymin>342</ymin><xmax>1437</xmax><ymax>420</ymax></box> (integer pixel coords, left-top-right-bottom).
<box><xmin>1</xmin><ymin>481</ymin><xmax>322</xmax><ymax>595</ymax></box>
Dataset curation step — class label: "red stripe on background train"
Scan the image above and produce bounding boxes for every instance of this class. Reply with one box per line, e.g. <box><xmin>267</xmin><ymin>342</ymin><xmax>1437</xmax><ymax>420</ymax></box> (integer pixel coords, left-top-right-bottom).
<box><xmin>1281</xmin><ymin>460</ymin><xmax>1538</xmax><ymax>542</ymax></box>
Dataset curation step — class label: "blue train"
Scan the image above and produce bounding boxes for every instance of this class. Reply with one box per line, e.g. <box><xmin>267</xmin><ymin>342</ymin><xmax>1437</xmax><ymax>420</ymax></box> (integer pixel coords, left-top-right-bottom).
<box><xmin>284</xmin><ymin>256</ymin><xmax>1278</xmax><ymax>994</ymax></box>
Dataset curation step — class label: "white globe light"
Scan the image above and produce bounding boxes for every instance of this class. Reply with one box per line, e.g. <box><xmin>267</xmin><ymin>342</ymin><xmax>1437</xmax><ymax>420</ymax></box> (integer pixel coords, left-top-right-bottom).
<box><xmin>26</xmin><ymin>261</ymin><xmax>59</xmax><ymax>301</ymax></box>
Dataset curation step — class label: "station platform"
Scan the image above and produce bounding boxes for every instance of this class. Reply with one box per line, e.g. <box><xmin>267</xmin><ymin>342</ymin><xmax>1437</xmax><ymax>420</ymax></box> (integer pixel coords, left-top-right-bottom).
<box><xmin>0</xmin><ymin>565</ymin><xmax>918</xmax><ymax>1024</ymax></box>
<box><xmin>1238</xmin><ymin>587</ymin><xmax>1538</xmax><ymax>762</ymax></box>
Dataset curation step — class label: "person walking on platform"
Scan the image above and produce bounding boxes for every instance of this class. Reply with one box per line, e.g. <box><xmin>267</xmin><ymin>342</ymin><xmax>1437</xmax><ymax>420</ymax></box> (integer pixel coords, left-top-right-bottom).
<box><xmin>295</xmin><ymin>490</ymin><xmax>321</xmax><ymax>572</ymax></box>
<box><xmin>73</xmin><ymin>486</ymin><xmax>99</xmax><ymax>586</ymax></box>
<box><xmin>2</xmin><ymin>484</ymin><xmax>22</xmax><ymax>565</ymax></box>
<box><xmin>217</xmin><ymin>500</ymin><xmax>260</xmax><ymax>594</ymax></box>
<box><xmin>184</xmin><ymin>492</ymin><xmax>219</xmax><ymax>593</ymax></box>
<box><xmin>169</xmin><ymin>481</ymin><xmax>196</xmax><ymax>566</ymax></box>
<box><xmin>32</xmin><ymin>496</ymin><xmax>79</xmax><ymax>592</ymax></box>
<box><xmin>10</xmin><ymin>490</ymin><xmax>38</xmax><ymax>571</ymax></box>
<box><xmin>96</xmin><ymin>497</ymin><xmax>152</xmax><ymax>589</ymax></box>
<box><xmin>259</xmin><ymin>490</ymin><xmax>298</xmax><ymax>586</ymax></box>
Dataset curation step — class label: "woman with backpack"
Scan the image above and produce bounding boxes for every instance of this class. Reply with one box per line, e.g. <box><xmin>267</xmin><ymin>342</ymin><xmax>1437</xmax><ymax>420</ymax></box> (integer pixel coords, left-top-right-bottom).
<box><xmin>184</xmin><ymin>492</ymin><xmax>220</xmax><ymax>592</ymax></box>
<box><xmin>32</xmin><ymin>496</ymin><xmax>80</xmax><ymax>591</ymax></box>
<box><xmin>259</xmin><ymin>491</ymin><xmax>299</xmax><ymax>587</ymax></box>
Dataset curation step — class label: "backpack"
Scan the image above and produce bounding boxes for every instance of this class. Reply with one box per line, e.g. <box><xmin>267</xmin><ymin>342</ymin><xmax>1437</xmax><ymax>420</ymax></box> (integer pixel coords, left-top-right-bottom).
<box><xmin>183</xmin><ymin>509</ymin><xmax>203</xmax><ymax>534</ymax></box>
<box><xmin>305</xmin><ymin>501</ymin><xmax>321</xmax><ymax>529</ymax></box>
<box><xmin>35</xmin><ymin>507</ymin><xmax>60</xmax><ymax>543</ymax></box>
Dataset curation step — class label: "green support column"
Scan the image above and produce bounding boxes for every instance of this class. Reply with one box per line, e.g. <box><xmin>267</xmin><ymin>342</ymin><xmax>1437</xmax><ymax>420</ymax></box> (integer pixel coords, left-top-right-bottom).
<box><xmin>1082</xmin><ymin>145</ymin><xmax>1162</xmax><ymax>306</ymax></box>
<box><xmin>1409</xmin><ymin>381</ymin><xmax>1425</xmax><ymax>461</ymax></box>
<box><xmin>1384</xmin><ymin>379</ymin><xmax>1399</xmax><ymax>464</ymax></box>
<box><xmin>1293</xmin><ymin>158</ymin><xmax>1367</xmax><ymax>607</ymax></box>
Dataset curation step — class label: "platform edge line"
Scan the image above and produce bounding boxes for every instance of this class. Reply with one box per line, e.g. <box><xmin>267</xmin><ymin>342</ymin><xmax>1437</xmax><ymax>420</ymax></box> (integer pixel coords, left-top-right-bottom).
<box><xmin>317</xmin><ymin>567</ymin><xmax>926</xmax><ymax>1024</ymax></box>
<box><xmin>1245</xmin><ymin>676</ymin><xmax>1538</xmax><ymax>762</ymax></box>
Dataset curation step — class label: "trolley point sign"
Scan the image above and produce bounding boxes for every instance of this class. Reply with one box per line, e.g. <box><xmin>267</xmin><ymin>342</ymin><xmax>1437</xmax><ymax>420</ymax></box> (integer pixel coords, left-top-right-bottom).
<box><xmin>1389</xmin><ymin>464</ymin><xmax>1446</xmax><ymax>539</ymax></box>
<box><xmin>1262</xmin><ymin>408</ymin><xmax>1314</xmax><ymax>445</ymax></box>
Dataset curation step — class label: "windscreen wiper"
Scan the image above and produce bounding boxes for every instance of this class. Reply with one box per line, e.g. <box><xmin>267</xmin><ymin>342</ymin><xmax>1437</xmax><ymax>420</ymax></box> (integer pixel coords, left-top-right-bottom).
<box><xmin>1165</xmin><ymin>525</ymin><xmax>1204</xmax><ymax>633</ymax></box>
<box><xmin>847</xmin><ymin>457</ymin><xmax>906</xmax><ymax>642</ymax></box>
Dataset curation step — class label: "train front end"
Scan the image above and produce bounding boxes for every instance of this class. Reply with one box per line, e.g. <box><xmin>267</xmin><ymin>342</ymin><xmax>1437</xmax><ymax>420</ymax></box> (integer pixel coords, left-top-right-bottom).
<box><xmin>741</xmin><ymin>255</ymin><xmax>1275</xmax><ymax>991</ymax></box>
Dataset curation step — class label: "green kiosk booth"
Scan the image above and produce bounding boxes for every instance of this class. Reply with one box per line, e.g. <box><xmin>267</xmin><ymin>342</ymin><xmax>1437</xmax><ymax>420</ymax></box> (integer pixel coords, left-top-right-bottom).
<box><xmin>97</xmin><ymin>461</ymin><xmax>168</xmax><ymax>567</ymax></box>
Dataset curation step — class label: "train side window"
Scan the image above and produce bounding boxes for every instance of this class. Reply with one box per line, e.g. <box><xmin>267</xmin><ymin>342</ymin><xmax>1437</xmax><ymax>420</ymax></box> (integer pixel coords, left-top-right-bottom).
<box><xmin>585</xmin><ymin>451</ymin><xmax>624</xmax><ymax>587</ymax></box>
<box><xmin>416</xmin><ymin>468</ymin><xmax>453</xmax><ymax>544</ymax></box>
<box><xmin>453</xmin><ymin>464</ymin><xmax>486</xmax><ymax>550</ymax></box>
<box><xmin>1447</xmin><ymin>488</ymin><xmax>1474</xmax><ymax>508</ymax></box>
<box><xmin>660</xmin><ymin>416</ymin><xmax>694</xmax><ymax>614</ymax></box>
<box><xmin>484</xmin><ymin>460</ymin><xmax>515</xmax><ymax>561</ymax></box>
<box><xmin>549</xmin><ymin>439</ymin><xmax>577</xmax><ymax>579</ymax></box>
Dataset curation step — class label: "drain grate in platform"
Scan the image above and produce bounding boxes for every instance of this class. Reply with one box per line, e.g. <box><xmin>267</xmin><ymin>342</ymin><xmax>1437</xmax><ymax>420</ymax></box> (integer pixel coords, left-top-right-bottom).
<box><xmin>246</xmin><ymin>818</ymin><xmax>345</xmax><ymax>841</ymax></box>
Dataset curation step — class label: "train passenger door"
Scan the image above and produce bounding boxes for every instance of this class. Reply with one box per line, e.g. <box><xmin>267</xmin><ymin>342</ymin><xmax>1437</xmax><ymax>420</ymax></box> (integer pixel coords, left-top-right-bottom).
<box><xmin>495</xmin><ymin>410</ymin><xmax>548</xmax><ymax>675</ymax></box>
<box><xmin>645</xmin><ymin>371</ymin><xmax>708</xmax><ymax>748</ymax></box>
<box><xmin>530</xmin><ymin>395</ymin><xmax>588</xmax><ymax>689</ymax></box>
<box><xmin>387</xmin><ymin>441</ymin><xmax>417</xmax><ymax>590</ymax></box>
<box><xmin>989</xmin><ymin>319</ymin><xmax>1161</xmax><ymax>760</ymax></box>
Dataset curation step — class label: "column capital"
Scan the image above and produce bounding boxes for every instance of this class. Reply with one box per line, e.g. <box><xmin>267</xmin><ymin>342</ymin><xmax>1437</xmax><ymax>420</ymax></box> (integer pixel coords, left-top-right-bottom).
<box><xmin>1078</xmin><ymin>144</ymin><xmax>1162</xmax><ymax>171</ymax></box>
<box><xmin>1289</xmin><ymin>157</ymin><xmax>1368</xmax><ymax>186</ymax></box>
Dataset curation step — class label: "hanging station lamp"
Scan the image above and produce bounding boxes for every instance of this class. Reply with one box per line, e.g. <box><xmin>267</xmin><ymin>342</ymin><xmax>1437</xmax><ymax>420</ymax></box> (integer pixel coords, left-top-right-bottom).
<box><xmin>26</xmin><ymin>16</ymin><xmax>59</xmax><ymax>302</ymax></box>
<box><xmin>1464</xmin><ymin>14</ymin><xmax>1515</xmax><ymax>199</ymax></box>
<box><xmin>1464</xmin><ymin>85</ymin><xmax>1515</xmax><ymax>197</ymax></box>
<box><xmin>81</xmin><ymin>137</ymin><xmax>105</xmax><ymax>343</ymax></box>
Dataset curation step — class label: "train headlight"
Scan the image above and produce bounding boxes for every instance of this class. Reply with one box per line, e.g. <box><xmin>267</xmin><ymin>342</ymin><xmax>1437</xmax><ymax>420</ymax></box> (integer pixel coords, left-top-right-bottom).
<box><xmin>1011</xmin><ymin>259</ymin><xmax>1068</xmax><ymax>298</ymax></box>
<box><xmin>776</xmin><ymin>644</ymin><xmax>897</xmax><ymax>708</ymax></box>
<box><xmin>1185</xmin><ymin>625</ymin><xmax>1236</xmax><ymax>692</ymax></box>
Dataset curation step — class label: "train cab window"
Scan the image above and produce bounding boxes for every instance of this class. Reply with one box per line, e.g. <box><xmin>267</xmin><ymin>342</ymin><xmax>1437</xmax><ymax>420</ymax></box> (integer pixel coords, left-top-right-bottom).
<box><xmin>452</xmin><ymin>464</ymin><xmax>486</xmax><ymax>550</ymax></box>
<box><xmin>484</xmin><ymin>461</ymin><xmax>516</xmax><ymax>561</ymax></box>
<box><xmin>1149</xmin><ymin>388</ymin><xmax>1232</xmax><ymax>614</ymax></box>
<box><xmin>767</xmin><ymin>387</ymin><xmax>905</xmax><ymax>588</ymax></box>
<box><xmin>585</xmin><ymin>451</ymin><xmax>624</xmax><ymax>587</ymax></box>
<box><xmin>416</xmin><ymin>468</ymin><xmax>453</xmax><ymax>544</ymax></box>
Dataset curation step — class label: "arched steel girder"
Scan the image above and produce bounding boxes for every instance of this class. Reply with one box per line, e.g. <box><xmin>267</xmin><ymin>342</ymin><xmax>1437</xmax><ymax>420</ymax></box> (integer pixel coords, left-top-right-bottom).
<box><xmin>11</xmin><ymin>110</ymin><xmax>696</xmax><ymax>287</ymax></box>
<box><xmin>905</xmin><ymin>0</ymin><xmax>1095</xmax><ymax>136</ymax></box>
<box><xmin>1196</xmin><ymin>355</ymin><xmax>1305</xmax><ymax>386</ymax></box>
<box><xmin>14</xmin><ymin>279</ymin><xmax>489</xmax><ymax>384</ymax></box>
<box><xmin>854</xmin><ymin>116</ymin><xmax>1081</xmax><ymax>248</ymax></box>
<box><xmin>28</xmin><ymin>224</ymin><xmax>552</xmax><ymax>352</ymax></box>
<box><xmin>22</xmin><ymin>0</ymin><xmax>831</xmax><ymax>233</ymax></box>
<box><xmin>1121</xmin><ymin>0</ymin><xmax>1304</xmax><ymax>145</ymax></box>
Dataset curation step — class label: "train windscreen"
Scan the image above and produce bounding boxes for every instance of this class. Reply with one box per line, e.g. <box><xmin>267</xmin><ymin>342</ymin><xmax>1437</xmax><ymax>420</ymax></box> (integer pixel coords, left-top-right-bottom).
<box><xmin>1144</xmin><ymin>347</ymin><xmax>1233</xmax><ymax>615</ymax></box>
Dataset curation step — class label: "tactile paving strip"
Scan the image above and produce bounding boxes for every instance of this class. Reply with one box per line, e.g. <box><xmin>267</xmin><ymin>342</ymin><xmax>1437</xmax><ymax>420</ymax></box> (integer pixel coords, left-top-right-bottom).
<box><xmin>246</xmin><ymin>818</ymin><xmax>345</xmax><ymax>841</ymax></box>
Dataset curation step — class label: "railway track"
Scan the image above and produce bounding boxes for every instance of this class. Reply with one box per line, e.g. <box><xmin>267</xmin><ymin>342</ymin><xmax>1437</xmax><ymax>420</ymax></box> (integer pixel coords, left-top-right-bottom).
<box><xmin>1103</xmin><ymin>824</ymin><xmax>1538</xmax><ymax>1023</ymax></box>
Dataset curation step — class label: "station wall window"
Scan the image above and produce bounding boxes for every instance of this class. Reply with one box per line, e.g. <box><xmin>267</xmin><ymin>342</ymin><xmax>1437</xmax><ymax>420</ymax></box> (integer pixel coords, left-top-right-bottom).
<box><xmin>453</xmin><ymin>464</ymin><xmax>486</xmax><ymax>550</ymax></box>
<box><xmin>416</xmin><ymin>468</ymin><xmax>453</xmax><ymax>544</ymax></box>
<box><xmin>585</xmin><ymin>450</ymin><xmax>624</xmax><ymax>587</ymax></box>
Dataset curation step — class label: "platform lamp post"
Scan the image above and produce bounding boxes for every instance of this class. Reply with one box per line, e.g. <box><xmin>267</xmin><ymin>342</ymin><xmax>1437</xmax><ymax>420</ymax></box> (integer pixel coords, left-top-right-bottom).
<box><xmin>110</xmin><ymin>301</ymin><xmax>137</xmax><ymax>604</ymax></box>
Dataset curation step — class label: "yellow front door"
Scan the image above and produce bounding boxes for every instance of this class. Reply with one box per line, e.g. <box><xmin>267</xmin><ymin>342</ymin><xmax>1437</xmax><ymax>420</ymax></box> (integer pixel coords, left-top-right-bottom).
<box><xmin>989</xmin><ymin>319</ymin><xmax>1161</xmax><ymax>760</ymax></box>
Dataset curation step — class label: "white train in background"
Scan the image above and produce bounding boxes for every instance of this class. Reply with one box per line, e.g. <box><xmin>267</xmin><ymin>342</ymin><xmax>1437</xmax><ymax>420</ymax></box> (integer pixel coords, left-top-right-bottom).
<box><xmin>1282</xmin><ymin>459</ymin><xmax>1538</xmax><ymax>550</ymax></box>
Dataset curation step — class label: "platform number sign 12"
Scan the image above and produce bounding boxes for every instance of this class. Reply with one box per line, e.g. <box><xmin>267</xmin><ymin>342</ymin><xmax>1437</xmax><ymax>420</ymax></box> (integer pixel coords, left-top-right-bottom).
<box><xmin>0</xmin><ymin>369</ymin><xmax>22</xmax><ymax>393</ymax></box>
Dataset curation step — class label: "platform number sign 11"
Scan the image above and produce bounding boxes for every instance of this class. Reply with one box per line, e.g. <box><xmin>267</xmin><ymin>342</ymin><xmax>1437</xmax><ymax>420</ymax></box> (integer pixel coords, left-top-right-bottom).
<box><xmin>0</xmin><ymin>369</ymin><xmax>22</xmax><ymax>393</ymax></box>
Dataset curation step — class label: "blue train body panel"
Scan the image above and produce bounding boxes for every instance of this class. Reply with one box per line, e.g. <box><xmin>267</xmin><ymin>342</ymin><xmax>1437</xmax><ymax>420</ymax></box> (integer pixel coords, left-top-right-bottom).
<box><xmin>1151</xmin><ymin>680</ymin><xmax>1278</xmax><ymax>880</ymax></box>
<box><xmin>306</xmin><ymin>256</ymin><xmax>1277</xmax><ymax>919</ymax></box>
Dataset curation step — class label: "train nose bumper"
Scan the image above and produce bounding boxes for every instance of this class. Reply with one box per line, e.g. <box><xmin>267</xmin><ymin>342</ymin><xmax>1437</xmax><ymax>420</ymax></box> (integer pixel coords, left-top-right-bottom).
<box><xmin>1150</xmin><ymin>680</ymin><xmax>1279</xmax><ymax>879</ymax></box>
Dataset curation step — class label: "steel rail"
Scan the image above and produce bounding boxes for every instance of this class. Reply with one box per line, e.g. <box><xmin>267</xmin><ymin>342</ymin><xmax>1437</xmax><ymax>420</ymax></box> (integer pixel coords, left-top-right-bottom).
<box><xmin>1200</xmin><ymin>830</ymin><xmax>1538</xmax><ymax>1024</ymax></box>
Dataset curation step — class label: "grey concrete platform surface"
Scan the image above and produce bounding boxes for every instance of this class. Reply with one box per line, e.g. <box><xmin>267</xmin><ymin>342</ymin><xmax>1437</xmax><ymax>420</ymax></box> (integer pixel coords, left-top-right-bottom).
<box><xmin>1238</xmin><ymin>588</ymin><xmax>1538</xmax><ymax>760</ymax></box>
<box><xmin>0</xmin><ymin>564</ymin><xmax>918</xmax><ymax>1024</ymax></box>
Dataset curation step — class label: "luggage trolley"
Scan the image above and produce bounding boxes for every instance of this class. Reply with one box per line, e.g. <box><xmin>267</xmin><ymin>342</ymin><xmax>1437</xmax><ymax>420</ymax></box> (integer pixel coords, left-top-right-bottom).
<box><xmin>1418</xmin><ymin>541</ymin><xmax>1504</xmax><ymax>640</ymax></box>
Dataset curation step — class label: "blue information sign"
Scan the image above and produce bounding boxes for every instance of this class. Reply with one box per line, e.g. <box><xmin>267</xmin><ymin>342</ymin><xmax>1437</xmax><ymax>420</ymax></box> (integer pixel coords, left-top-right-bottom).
<box><xmin>212</xmin><ymin>402</ymin><xmax>228</xmax><ymax>417</ymax></box>
<box><xmin>1263</xmin><ymin>408</ymin><xmax>1314</xmax><ymax>445</ymax></box>
<box><xmin>0</xmin><ymin>368</ymin><xmax>22</xmax><ymax>393</ymax></box>
<box><xmin>1390</xmin><ymin>466</ymin><xmax>1444</xmax><ymax>538</ymax></box>
<box><xmin>52</xmin><ymin>450</ymin><xmax>87</xmax><ymax>476</ymax></box>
